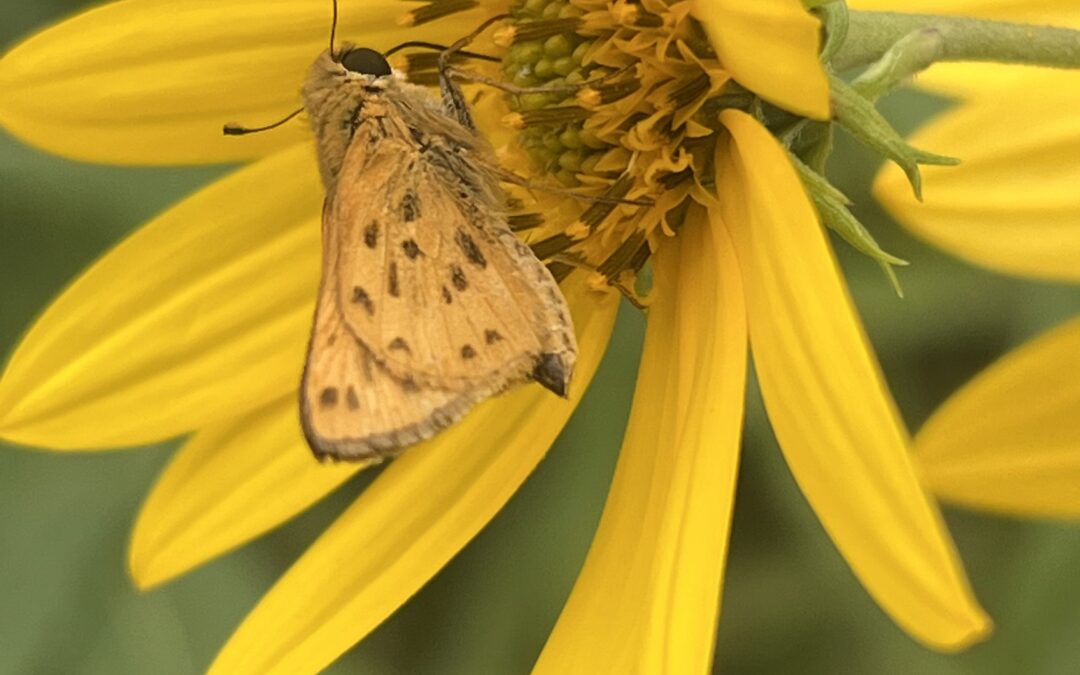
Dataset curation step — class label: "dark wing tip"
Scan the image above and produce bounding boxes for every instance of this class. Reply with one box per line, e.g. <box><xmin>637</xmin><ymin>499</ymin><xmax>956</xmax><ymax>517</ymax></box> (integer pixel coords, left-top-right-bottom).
<box><xmin>533</xmin><ymin>352</ymin><xmax>571</xmax><ymax>398</ymax></box>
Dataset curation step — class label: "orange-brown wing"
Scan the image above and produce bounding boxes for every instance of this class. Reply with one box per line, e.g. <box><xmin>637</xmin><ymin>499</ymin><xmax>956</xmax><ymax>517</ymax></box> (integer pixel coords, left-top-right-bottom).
<box><xmin>332</xmin><ymin>136</ymin><xmax>576</xmax><ymax>394</ymax></box>
<box><xmin>300</xmin><ymin>201</ymin><xmax>477</xmax><ymax>461</ymax></box>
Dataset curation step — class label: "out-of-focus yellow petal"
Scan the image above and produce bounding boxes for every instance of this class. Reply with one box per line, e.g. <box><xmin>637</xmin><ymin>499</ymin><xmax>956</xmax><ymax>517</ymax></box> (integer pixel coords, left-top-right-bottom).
<box><xmin>850</xmin><ymin>0</ymin><xmax>1080</xmax><ymax>24</ymax></box>
<box><xmin>694</xmin><ymin>0</ymin><xmax>829</xmax><ymax>120</ymax></box>
<box><xmin>874</xmin><ymin>97</ymin><xmax>1080</xmax><ymax>283</ymax></box>
<box><xmin>847</xmin><ymin>2</ymin><xmax>1080</xmax><ymax>98</ymax></box>
<box><xmin>0</xmin><ymin>0</ymin><xmax>488</xmax><ymax>164</ymax></box>
<box><xmin>916</xmin><ymin>317</ymin><xmax>1080</xmax><ymax>518</ymax></box>
<box><xmin>208</xmin><ymin>275</ymin><xmax>618</xmax><ymax>675</ymax></box>
<box><xmin>129</xmin><ymin>396</ymin><xmax>363</xmax><ymax>590</ymax></box>
<box><xmin>535</xmin><ymin>213</ymin><xmax>746</xmax><ymax>674</ymax></box>
<box><xmin>719</xmin><ymin>109</ymin><xmax>990</xmax><ymax>651</ymax></box>
<box><xmin>0</xmin><ymin>144</ymin><xmax>321</xmax><ymax>449</ymax></box>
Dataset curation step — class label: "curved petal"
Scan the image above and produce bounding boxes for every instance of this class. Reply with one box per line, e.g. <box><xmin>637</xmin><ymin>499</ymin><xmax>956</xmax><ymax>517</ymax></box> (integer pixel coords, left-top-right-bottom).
<box><xmin>208</xmin><ymin>275</ymin><xmax>619</xmax><ymax>675</ymax></box>
<box><xmin>0</xmin><ymin>144</ymin><xmax>322</xmax><ymax>449</ymax></box>
<box><xmin>847</xmin><ymin>1</ymin><xmax>1080</xmax><ymax>99</ymax></box>
<box><xmin>874</xmin><ymin>97</ymin><xmax>1080</xmax><ymax>283</ymax></box>
<box><xmin>916</xmin><ymin>316</ymin><xmax>1080</xmax><ymax>519</ymax></box>
<box><xmin>694</xmin><ymin>0</ymin><xmax>829</xmax><ymax>120</ymax></box>
<box><xmin>535</xmin><ymin>212</ymin><xmax>746</xmax><ymax>673</ymax></box>
<box><xmin>0</xmin><ymin>0</ymin><xmax>489</xmax><ymax>164</ymax></box>
<box><xmin>129</xmin><ymin>395</ymin><xmax>364</xmax><ymax>590</ymax></box>
<box><xmin>719</xmin><ymin>109</ymin><xmax>990</xmax><ymax>651</ymax></box>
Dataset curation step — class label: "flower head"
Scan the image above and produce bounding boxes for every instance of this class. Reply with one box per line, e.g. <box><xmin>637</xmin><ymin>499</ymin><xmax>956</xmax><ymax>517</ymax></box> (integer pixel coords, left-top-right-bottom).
<box><xmin>0</xmin><ymin>1</ymin><xmax>989</xmax><ymax>672</ymax></box>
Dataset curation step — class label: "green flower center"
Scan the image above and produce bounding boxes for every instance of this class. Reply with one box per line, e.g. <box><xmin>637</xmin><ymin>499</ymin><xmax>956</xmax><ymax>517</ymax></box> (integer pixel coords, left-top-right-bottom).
<box><xmin>400</xmin><ymin>0</ymin><xmax>740</xmax><ymax>292</ymax></box>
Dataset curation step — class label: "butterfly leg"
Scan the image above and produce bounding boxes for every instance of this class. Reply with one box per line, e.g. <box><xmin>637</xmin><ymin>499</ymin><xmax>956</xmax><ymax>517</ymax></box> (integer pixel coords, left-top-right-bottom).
<box><xmin>435</xmin><ymin>13</ymin><xmax>511</xmax><ymax>129</ymax></box>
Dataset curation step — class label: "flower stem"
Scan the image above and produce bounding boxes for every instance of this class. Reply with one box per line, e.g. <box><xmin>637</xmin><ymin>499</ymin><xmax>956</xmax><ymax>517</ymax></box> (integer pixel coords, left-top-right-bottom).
<box><xmin>833</xmin><ymin>11</ymin><xmax>1080</xmax><ymax>72</ymax></box>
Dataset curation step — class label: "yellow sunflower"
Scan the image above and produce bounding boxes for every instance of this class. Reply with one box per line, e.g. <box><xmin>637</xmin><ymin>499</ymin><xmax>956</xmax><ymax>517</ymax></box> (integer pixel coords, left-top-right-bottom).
<box><xmin>0</xmin><ymin>1</ymin><xmax>989</xmax><ymax>672</ymax></box>
<box><xmin>857</xmin><ymin>1</ymin><xmax>1080</xmax><ymax>519</ymax></box>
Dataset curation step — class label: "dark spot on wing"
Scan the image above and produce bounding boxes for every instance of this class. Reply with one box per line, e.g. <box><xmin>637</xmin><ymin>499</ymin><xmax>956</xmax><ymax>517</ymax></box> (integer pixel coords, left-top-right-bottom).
<box><xmin>346</xmin><ymin>386</ymin><xmax>360</xmax><ymax>410</ymax></box>
<box><xmin>484</xmin><ymin>329</ymin><xmax>502</xmax><ymax>344</ymax></box>
<box><xmin>455</xmin><ymin>229</ymin><xmax>487</xmax><ymax>268</ymax></box>
<box><xmin>401</xmin><ymin>189</ymin><xmax>421</xmax><ymax>222</ymax></box>
<box><xmin>402</xmin><ymin>239</ymin><xmax>423</xmax><ymax>259</ymax></box>
<box><xmin>388</xmin><ymin>262</ymin><xmax>400</xmax><ymax>297</ymax></box>
<box><xmin>461</xmin><ymin>344</ymin><xmax>477</xmax><ymax>360</ymax></box>
<box><xmin>442</xmin><ymin>286</ymin><xmax>453</xmax><ymax>304</ymax></box>
<box><xmin>351</xmin><ymin>286</ymin><xmax>374</xmax><ymax>316</ymax></box>
<box><xmin>401</xmin><ymin>377</ymin><xmax>419</xmax><ymax>392</ymax></box>
<box><xmin>319</xmin><ymin>387</ymin><xmax>338</xmax><ymax>407</ymax></box>
<box><xmin>389</xmin><ymin>337</ymin><xmax>411</xmax><ymax>353</ymax></box>
<box><xmin>364</xmin><ymin>221</ymin><xmax>379</xmax><ymax>248</ymax></box>
<box><xmin>450</xmin><ymin>264</ymin><xmax>468</xmax><ymax>291</ymax></box>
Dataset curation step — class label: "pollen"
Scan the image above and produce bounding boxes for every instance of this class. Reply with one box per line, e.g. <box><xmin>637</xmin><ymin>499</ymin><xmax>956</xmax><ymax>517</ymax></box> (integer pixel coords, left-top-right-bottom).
<box><xmin>498</xmin><ymin>0</ymin><xmax>731</xmax><ymax>288</ymax></box>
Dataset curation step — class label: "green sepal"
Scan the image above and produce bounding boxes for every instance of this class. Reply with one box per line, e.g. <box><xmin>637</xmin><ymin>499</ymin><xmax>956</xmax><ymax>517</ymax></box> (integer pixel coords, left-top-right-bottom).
<box><xmin>782</xmin><ymin>119</ymin><xmax>834</xmax><ymax>175</ymax></box>
<box><xmin>790</xmin><ymin>152</ymin><xmax>907</xmax><ymax>296</ymax></box>
<box><xmin>851</xmin><ymin>28</ymin><xmax>944</xmax><ymax>101</ymax></box>
<box><xmin>829</xmin><ymin>75</ymin><xmax>958</xmax><ymax>200</ymax></box>
<box><xmin>814</xmin><ymin>1</ymin><xmax>849</xmax><ymax>64</ymax></box>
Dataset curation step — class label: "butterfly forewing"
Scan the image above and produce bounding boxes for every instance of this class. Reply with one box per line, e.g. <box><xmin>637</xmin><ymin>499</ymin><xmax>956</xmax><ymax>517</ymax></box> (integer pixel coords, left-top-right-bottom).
<box><xmin>333</xmin><ymin>114</ymin><xmax>574</xmax><ymax>392</ymax></box>
<box><xmin>297</xmin><ymin>47</ymin><xmax>577</xmax><ymax>461</ymax></box>
<box><xmin>301</xmin><ymin>202</ymin><xmax>476</xmax><ymax>459</ymax></box>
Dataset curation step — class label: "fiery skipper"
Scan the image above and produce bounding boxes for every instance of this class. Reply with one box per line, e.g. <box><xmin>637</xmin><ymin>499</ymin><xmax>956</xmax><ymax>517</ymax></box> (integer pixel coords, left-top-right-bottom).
<box><xmin>227</xmin><ymin>6</ymin><xmax>576</xmax><ymax>461</ymax></box>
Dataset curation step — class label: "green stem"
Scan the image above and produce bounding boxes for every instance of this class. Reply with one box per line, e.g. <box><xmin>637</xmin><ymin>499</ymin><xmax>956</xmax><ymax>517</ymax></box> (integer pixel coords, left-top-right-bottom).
<box><xmin>834</xmin><ymin>11</ymin><xmax>1080</xmax><ymax>71</ymax></box>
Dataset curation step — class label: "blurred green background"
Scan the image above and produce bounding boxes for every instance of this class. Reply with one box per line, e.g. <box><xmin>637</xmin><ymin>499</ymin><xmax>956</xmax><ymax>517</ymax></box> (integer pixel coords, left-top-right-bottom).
<box><xmin>4</xmin><ymin>2</ymin><xmax>1080</xmax><ymax>674</ymax></box>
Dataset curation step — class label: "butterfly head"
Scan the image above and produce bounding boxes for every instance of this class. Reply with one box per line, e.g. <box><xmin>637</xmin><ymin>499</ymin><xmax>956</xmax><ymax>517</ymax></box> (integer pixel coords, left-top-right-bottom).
<box><xmin>337</xmin><ymin>47</ymin><xmax>392</xmax><ymax>79</ymax></box>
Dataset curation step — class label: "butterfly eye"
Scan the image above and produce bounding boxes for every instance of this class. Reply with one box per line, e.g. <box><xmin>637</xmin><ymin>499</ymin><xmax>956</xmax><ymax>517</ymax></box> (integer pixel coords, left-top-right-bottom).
<box><xmin>340</xmin><ymin>48</ymin><xmax>392</xmax><ymax>77</ymax></box>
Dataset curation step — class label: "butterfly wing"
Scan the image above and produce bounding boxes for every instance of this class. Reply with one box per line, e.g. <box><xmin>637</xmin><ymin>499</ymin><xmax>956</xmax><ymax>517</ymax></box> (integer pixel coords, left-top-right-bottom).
<box><xmin>333</xmin><ymin>131</ymin><xmax>576</xmax><ymax>396</ymax></box>
<box><xmin>300</xmin><ymin>102</ymin><xmax>577</xmax><ymax>461</ymax></box>
<box><xmin>301</xmin><ymin>200</ymin><xmax>478</xmax><ymax>461</ymax></box>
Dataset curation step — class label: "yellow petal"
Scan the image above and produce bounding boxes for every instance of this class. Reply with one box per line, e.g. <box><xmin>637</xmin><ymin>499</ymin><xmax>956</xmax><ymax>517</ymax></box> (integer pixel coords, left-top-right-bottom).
<box><xmin>129</xmin><ymin>395</ymin><xmax>364</xmax><ymax>590</ymax></box>
<box><xmin>847</xmin><ymin>1</ymin><xmax>1080</xmax><ymax>99</ymax></box>
<box><xmin>874</xmin><ymin>97</ymin><xmax>1080</xmax><ymax>283</ymax></box>
<box><xmin>694</xmin><ymin>0</ymin><xmax>830</xmax><ymax>120</ymax></box>
<box><xmin>916</xmin><ymin>316</ymin><xmax>1080</xmax><ymax>518</ymax></box>
<box><xmin>535</xmin><ymin>212</ymin><xmax>747</xmax><ymax>673</ymax></box>
<box><xmin>849</xmin><ymin>0</ymin><xmax>1080</xmax><ymax>23</ymax></box>
<box><xmin>0</xmin><ymin>0</ymin><xmax>487</xmax><ymax>164</ymax></box>
<box><xmin>208</xmin><ymin>275</ymin><xmax>618</xmax><ymax>675</ymax></box>
<box><xmin>718</xmin><ymin>109</ymin><xmax>990</xmax><ymax>651</ymax></box>
<box><xmin>0</xmin><ymin>144</ymin><xmax>321</xmax><ymax>449</ymax></box>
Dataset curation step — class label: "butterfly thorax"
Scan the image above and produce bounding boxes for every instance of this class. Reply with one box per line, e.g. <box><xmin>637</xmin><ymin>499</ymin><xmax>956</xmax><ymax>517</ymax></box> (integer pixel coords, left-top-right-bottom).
<box><xmin>301</xmin><ymin>47</ymin><xmax>494</xmax><ymax>201</ymax></box>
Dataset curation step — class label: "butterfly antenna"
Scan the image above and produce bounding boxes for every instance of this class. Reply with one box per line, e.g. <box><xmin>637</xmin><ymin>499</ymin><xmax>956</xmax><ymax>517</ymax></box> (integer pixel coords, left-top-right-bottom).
<box><xmin>223</xmin><ymin>107</ymin><xmax>304</xmax><ymax>136</ymax></box>
<box><xmin>330</xmin><ymin>0</ymin><xmax>339</xmax><ymax>54</ymax></box>
<box><xmin>384</xmin><ymin>40</ymin><xmax>501</xmax><ymax>63</ymax></box>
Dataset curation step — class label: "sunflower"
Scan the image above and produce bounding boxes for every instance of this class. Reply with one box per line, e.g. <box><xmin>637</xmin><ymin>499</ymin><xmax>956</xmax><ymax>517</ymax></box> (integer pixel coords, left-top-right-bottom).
<box><xmin>857</xmin><ymin>1</ymin><xmax>1080</xmax><ymax>519</ymax></box>
<box><xmin>0</xmin><ymin>1</ymin><xmax>990</xmax><ymax>672</ymax></box>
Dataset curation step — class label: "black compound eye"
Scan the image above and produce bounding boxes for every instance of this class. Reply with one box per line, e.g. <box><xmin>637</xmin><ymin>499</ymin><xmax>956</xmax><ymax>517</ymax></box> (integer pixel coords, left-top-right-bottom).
<box><xmin>340</xmin><ymin>48</ymin><xmax>391</xmax><ymax>77</ymax></box>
